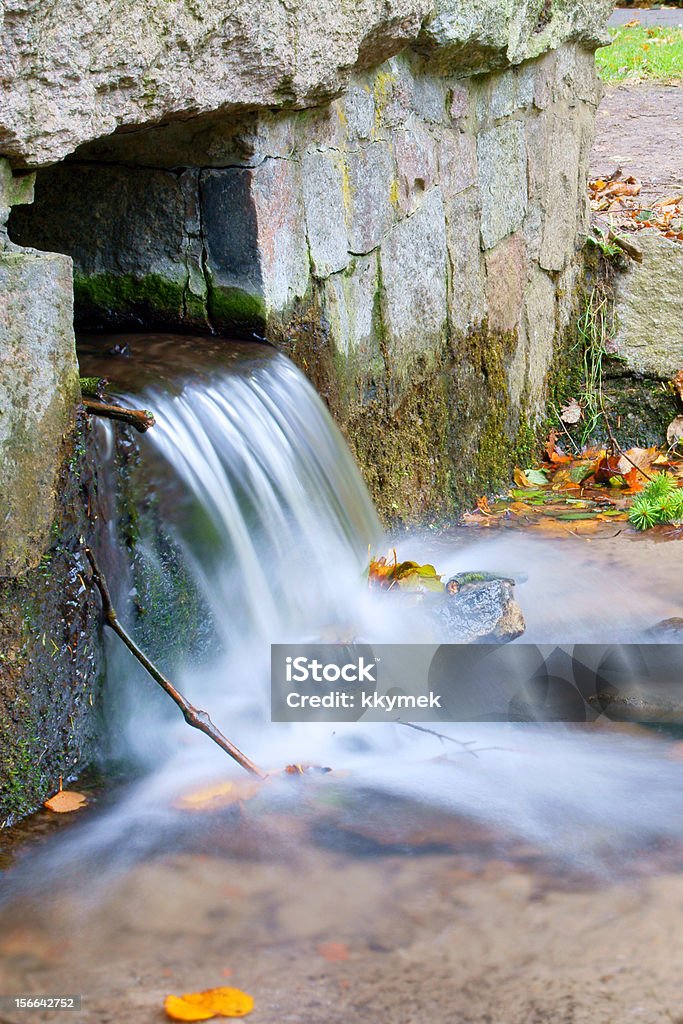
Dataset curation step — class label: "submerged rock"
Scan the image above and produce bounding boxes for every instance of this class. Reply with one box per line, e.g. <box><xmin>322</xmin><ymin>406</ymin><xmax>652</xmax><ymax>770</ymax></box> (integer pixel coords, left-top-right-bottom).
<box><xmin>645</xmin><ymin>618</ymin><xmax>683</xmax><ymax>642</ymax></box>
<box><xmin>432</xmin><ymin>576</ymin><xmax>526</xmax><ymax>644</ymax></box>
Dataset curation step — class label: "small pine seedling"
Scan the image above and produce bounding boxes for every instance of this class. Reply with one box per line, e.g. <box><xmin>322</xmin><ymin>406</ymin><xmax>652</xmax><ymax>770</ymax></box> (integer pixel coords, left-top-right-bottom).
<box><xmin>628</xmin><ymin>473</ymin><xmax>683</xmax><ymax>531</ymax></box>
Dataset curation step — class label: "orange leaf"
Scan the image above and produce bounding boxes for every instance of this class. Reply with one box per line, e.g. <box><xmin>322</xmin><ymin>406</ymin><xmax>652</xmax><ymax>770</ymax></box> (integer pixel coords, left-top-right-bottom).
<box><xmin>318</xmin><ymin>942</ymin><xmax>350</xmax><ymax>962</ymax></box>
<box><xmin>44</xmin><ymin>788</ymin><xmax>87</xmax><ymax>814</ymax></box>
<box><xmin>476</xmin><ymin>495</ymin><xmax>492</xmax><ymax>514</ymax></box>
<box><xmin>164</xmin><ymin>987</ymin><xmax>254</xmax><ymax>1021</ymax></box>
<box><xmin>623</xmin><ymin>467</ymin><xmax>643</xmax><ymax>494</ymax></box>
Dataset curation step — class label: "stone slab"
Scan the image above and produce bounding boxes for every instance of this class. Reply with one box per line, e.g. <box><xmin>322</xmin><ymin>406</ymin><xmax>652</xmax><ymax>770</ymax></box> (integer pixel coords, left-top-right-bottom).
<box><xmin>0</xmin><ymin>250</ymin><xmax>79</xmax><ymax>575</ymax></box>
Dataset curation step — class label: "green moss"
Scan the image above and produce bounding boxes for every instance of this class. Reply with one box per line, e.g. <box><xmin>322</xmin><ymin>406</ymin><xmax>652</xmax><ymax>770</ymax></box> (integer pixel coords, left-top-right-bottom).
<box><xmin>79</xmin><ymin>376</ymin><xmax>106</xmax><ymax>398</ymax></box>
<box><xmin>207</xmin><ymin>284</ymin><xmax>267</xmax><ymax>331</ymax></box>
<box><xmin>0</xmin><ymin>415</ymin><xmax>104</xmax><ymax>822</ymax></box>
<box><xmin>0</xmin><ymin>733</ymin><xmax>45</xmax><ymax>821</ymax></box>
<box><xmin>276</xmin><ymin>296</ymin><xmax>540</xmax><ymax>523</ymax></box>
<box><xmin>74</xmin><ymin>272</ymin><xmax>187</xmax><ymax>328</ymax></box>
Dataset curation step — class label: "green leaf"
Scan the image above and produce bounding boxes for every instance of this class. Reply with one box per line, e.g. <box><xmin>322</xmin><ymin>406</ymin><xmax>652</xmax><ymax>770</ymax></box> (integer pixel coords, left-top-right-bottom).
<box><xmin>569</xmin><ymin>463</ymin><xmax>595</xmax><ymax>483</ymax></box>
<box><xmin>524</xmin><ymin>469</ymin><xmax>550</xmax><ymax>486</ymax></box>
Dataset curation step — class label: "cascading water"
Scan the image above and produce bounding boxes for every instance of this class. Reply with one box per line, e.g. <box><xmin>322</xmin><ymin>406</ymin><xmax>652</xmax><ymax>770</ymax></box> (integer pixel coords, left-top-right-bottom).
<box><xmin>3</xmin><ymin>333</ymin><xmax>683</xmax><ymax>896</ymax></box>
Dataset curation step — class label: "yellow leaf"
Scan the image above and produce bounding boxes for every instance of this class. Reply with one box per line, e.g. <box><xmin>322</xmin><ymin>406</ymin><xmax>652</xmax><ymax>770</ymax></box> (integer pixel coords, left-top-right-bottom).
<box><xmin>164</xmin><ymin>996</ymin><xmax>215</xmax><ymax>1022</ymax></box>
<box><xmin>513</xmin><ymin>466</ymin><xmax>531</xmax><ymax>488</ymax></box>
<box><xmin>164</xmin><ymin>987</ymin><xmax>254</xmax><ymax>1021</ymax></box>
<box><xmin>175</xmin><ymin>780</ymin><xmax>262</xmax><ymax>811</ymax></box>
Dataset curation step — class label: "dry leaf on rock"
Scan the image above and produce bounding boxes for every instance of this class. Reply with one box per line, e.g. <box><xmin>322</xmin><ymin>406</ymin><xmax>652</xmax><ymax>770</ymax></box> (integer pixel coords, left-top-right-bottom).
<box><xmin>667</xmin><ymin>416</ymin><xmax>683</xmax><ymax>447</ymax></box>
<box><xmin>44</xmin><ymin>777</ymin><xmax>87</xmax><ymax>814</ymax></box>
<box><xmin>616</xmin><ymin>447</ymin><xmax>658</xmax><ymax>479</ymax></box>
<box><xmin>672</xmin><ymin>370</ymin><xmax>683</xmax><ymax>405</ymax></box>
<box><xmin>164</xmin><ymin>987</ymin><xmax>254</xmax><ymax>1021</ymax></box>
<box><xmin>560</xmin><ymin>398</ymin><xmax>582</xmax><ymax>425</ymax></box>
<box><xmin>369</xmin><ymin>552</ymin><xmax>444</xmax><ymax>593</ymax></box>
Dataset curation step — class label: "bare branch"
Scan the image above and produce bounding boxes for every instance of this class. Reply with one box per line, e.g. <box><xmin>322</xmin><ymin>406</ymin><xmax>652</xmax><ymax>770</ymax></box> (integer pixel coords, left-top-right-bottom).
<box><xmin>83</xmin><ymin>398</ymin><xmax>155</xmax><ymax>433</ymax></box>
<box><xmin>85</xmin><ymin>548</ymin><xmax>265</xmax><ymax>779</ymax></box>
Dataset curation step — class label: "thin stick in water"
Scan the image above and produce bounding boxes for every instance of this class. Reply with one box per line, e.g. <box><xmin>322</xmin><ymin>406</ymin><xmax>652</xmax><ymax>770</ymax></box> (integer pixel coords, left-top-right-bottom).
<box><xmin>85</xmin><ymin>548</ymin><xmax>265</xmax><ymax>778</ymax></box>
<box><xmin>83</xmin><ymin>398</ymin><xmax>155</xmax><ymax>433</ymax></box>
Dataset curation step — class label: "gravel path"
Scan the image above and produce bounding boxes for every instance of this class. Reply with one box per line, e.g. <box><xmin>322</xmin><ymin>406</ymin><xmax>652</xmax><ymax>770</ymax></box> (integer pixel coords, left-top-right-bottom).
<box><xmin>610</xmin><ymin>7</ymin><xmax>683</xmax><ymax>28</ymax></box>
<box><xmin>590</xmin><ymin>83</ymin><xmax>683</xmax><ymax>207</ymax></box>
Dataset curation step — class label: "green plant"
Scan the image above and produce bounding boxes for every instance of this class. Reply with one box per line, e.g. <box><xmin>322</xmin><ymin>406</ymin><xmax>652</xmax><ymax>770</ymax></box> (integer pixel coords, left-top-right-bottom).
<box><xmin>628</xmin><ymin>473</ymin><xmax>683</xmax><ymax>530</ymax></box>
<box><xmin>568</xmin><ymin>286</ymin><xmax>616</xmax><ymax>446</ymax></box>
<box><xmin>587</xmin><ymin>225</ymin><xmax>623</xmax><ymax>260</ymax></box>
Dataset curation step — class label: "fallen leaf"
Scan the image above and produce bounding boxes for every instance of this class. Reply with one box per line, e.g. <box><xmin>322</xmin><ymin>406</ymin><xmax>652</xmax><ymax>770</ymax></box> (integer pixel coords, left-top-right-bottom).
<box><xmin>369</xmin><ymin>554</ymin><xmax>444</xmax><ymax>593</ymax></box>
<box><xmin>560</xmin><ymin>398</ymin><xmax>582</xmax><ymax>425</ymax></box>
<box><xmin>672</xmin><ymin>370</ymin><xmax>683</xmax><ymax>404</ymax></box>
<box><xmin>164</xmin><ymin>987</ymin><xmax>254</xmax><ymax>1021</ymax></box>
<box><xmin>44</xmin><ymin>777</ymin><xmax>87</xmax><ymax>814</ymax></box>
<box><xmin>175</xmin><ymin>779</ymin><xmax>262</xmax><ymax>811</ymax></box>
<box><xmin>544</xmin><ymin>430</ymin><xmax>571</xmax><ymax>464</ymax></box>
<box><xmin>623</xmin><ymin>467</ymin><xmax>643</xmax><ymax>494</ymax></box>
<box><xmin>667</xmin><ymin>416</ymin><xmax>683</xmax><ymax>447</ymax></box>
<box><xmin>513</xmin><ymin>466</ymin><xmax>531</xmax><ymax>487</ymax></box>
<box><xmin>476</xmin><ymin>495</ymin><xmax>492</xmax><ymax>514</ymax></box>
<box><xmin>524</xmin><ymin>468</ymin><xmax>550</xmax><ymax>486</ymax></box>
<box><xmin>616</xmin><ymin>446</ymin><xmax>658</xmax><ymax>479</ymax></box>
<box><xmin>318</xmin><ymin>942</ymin><xmax>350</xmax><ymax>962</ymax></box>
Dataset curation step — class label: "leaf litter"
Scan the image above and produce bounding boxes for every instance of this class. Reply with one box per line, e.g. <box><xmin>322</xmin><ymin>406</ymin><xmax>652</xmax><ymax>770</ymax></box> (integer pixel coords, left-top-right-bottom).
<box><xmin>461</xmin><ymin>430</ymin><xmax>683</xmax><ymax>536</ymax></box>
<box><xmin>588</xmin><ymin>172</ymin><xmax>683</xmax><ymax>244</ymax></box>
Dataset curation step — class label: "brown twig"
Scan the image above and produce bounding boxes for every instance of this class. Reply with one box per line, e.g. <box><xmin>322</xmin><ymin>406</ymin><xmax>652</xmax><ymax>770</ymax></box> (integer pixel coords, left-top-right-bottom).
<box><xmin>83</xmin><ymin>399</ymin><xmax>155</xmax><ymax>433</ymax></box>
<box><xmin>591</xmin><ymin>216</ymin><xmax>643</xmax><ymax>263</ymax></box>
<box><xmin>600</xmin><ymin>406</ymin><xmax>654</xmax><ymax>481</ymax></box>
<box><xmin>85</xmin><ymin>548</ymin><xmax>265</xmax><ymax>778</ymax></box>
<box><xmin>396</xmin><ymin>720</ymin><xmax>481</xmax><ymax>757</ymax></box>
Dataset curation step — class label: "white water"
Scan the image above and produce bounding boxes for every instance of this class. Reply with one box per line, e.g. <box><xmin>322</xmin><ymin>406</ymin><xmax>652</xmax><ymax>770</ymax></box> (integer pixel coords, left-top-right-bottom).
<box><xmin>5</xmin><ymin>340</ymin><xmax>683</xmax><ymax>889</ymax></box>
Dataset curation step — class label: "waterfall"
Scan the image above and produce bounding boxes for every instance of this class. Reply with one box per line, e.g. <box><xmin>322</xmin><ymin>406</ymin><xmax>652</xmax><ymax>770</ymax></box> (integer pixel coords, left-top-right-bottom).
<box><xmin>4</xmin><ymin>332</ymin><xmax>683</xmax><ymax>892</ymax></box>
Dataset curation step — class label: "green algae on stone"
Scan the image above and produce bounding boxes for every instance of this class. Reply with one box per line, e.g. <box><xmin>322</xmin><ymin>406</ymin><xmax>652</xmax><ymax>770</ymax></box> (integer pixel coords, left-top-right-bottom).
<box><xmin>206</xmin><ymin>283</ymin><xmax>266</xmax><ymax>331</ymax></box>
<box><xmin>74</xmin><ymin>272</ymin><xmax>187</xmax><ymax>328</ymax></box>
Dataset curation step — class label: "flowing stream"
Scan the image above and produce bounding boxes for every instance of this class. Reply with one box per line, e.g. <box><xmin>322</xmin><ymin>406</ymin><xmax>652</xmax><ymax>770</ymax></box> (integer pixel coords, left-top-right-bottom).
<box><xmin>2</xmin><ymin>333</ymin><xmax>683</xmax><ymax>935</ymax></box>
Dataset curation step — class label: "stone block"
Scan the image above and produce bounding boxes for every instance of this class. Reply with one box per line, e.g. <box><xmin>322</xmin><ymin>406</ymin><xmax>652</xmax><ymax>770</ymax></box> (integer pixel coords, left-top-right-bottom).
<box><xmin>0</xmin><ymin>250</ymin><xmax>79</xmax><ymax>575</ymax></box>
<box><xmin>613</xmin><ymin>230</ymin><xmax>683</xmax><ymax>380</ymax></box>
<box><xmin>302</xmin><ymin>149</ymin><xmax>350</xmax><ymax>278</ymax></box>
<box><xmin>340</xmin><ymin>83</ymin><xmax>376</xmax><ymax>141</ymax></box>
<box><xmin>379</xmin><ymin>187</ymin><xmax>448</xmax><ymax>364</ymax></box>
<box><xmin>393</xmin><ymin>118</ymin><xmax>439</xmax><ymax>216</ymax></box>
<box><xmin>345</xmin><ymin>141</ymin><xmax>397</xmax><ymax>254</ymax></box>
<box><xmin>485</xmin><ymin>231</ymin><xmax>527</xmax><ymax>332</ymax></box>
<box><xmin>251</xmin><ymin>156</ymin><xmax>310</xmax><ymax>313</ymax></box>
<box><xmin>477</xmin><ymin>121</ymin><xmax>527</xmax><ymax>250</ymax></box>
<box><xmin>201</xmin><ymin>167</ymin><xmax>265</xmax><ymax>324</ymax></box>
<box><xmin>443</xmin><ymin>185</ymin><xmax>486</xmax><ymax>332</ymax></box>
<box><xmin>437</xmin><ymin>131</ymin><xmax>477</xmax><ymax>197</ymax></box>
<box><xmin>523</xmin><ymin>264</ymin><xmax>557</xmax><ymax>413</ymax></box>
<box><xmin>525</xmin><ymin>107</ymin><xmax>586</xmax><ymax>272</ymax></box>
<box><xmin>322</xmin><ymin>252</ymin><xmax>381</xmax><ymax>362</ymax></box>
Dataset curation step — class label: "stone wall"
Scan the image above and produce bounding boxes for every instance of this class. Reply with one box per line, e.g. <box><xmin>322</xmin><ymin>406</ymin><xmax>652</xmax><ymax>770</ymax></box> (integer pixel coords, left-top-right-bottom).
<box><xmin>0</xmin><ymin>159</ymin><xmax>104</xmax><ymax>821</ymax></box>
<box><xmin>12</xmin><ymin>40</ymin><xmax>604</xmax><ymax>517</ymax></box>
<box><xmin>0</xmin><ymin>0</ymin><xmax>613</xmax><ymax>814</ymax></box>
